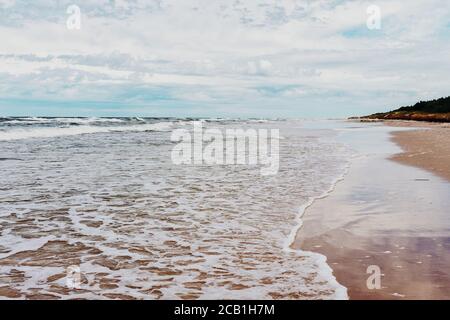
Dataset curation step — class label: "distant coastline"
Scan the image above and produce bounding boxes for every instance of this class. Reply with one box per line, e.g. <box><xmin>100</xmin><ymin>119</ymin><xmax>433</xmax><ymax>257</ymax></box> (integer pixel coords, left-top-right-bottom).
<box><xmin>351</xmin><ymin>96</ymin><xmax>450</xmax><ymax>122</ymax></box>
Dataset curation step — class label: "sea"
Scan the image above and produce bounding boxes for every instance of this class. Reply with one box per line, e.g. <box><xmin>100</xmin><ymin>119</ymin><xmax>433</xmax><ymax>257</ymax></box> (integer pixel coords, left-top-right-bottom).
<box><xmin>0</xmin><ymin>117</ymin><xmax>353</xmax><ymax>299</ymax></box>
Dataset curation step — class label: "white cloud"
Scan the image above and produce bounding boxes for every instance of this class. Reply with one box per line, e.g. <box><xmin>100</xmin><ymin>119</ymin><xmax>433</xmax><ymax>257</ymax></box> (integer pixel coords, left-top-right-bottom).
<box><xmin>0</xmin><ymin>0</ymin><xmax>15</xmax><ymax>9</ymax></box>
<box><xmin>0</xmin><ymin>0</ymin><xmax>449</xmax><ymax>116</ymax></box>
<box><xmin>246</xmin><ymin>59</ymin><xmax>273</xmax><ymax>75</ymax></box>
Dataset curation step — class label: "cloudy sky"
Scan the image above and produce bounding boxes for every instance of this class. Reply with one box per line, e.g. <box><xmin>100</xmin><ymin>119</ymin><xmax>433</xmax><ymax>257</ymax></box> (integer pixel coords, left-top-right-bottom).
<box><xmin>0</xmin><ymin>0</ymin><xmax>449</xmax><ymax>118</ymax></box>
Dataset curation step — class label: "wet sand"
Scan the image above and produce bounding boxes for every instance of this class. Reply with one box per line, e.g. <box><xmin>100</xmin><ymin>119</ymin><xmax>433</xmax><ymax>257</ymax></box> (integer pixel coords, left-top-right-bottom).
<box><xmin>293</xmin><ymin>123</ymin><xmax>450</xmax><ymax>299</ymax></box>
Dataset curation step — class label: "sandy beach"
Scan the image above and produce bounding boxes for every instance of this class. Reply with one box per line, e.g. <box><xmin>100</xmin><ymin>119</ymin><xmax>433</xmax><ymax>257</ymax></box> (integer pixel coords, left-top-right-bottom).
<box><xmin>389</xmin><ymin>121</ymin><xmax>450</xmax><ymax>182</ymax></box>
<box><xmin>294</xmin><ymin>121</ymin><xmax>450</xmax><ymax>299</ymax></box>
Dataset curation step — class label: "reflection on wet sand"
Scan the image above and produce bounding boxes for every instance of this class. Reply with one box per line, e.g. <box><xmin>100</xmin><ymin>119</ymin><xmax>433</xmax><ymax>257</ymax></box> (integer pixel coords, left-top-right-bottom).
<box><xmin>294</xmin><ymin>124</ymin><xmax>450</xmax><ymax>299</ymax></box>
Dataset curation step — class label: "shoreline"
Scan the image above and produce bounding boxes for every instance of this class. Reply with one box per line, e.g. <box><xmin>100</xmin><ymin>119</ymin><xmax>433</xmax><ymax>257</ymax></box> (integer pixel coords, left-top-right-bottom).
<box><xmin>293</xmin><ymin>121</ymin><xmax>450</xmax><ymax>299</ymax></box>
<box><xmin>285</xmin><ymin>164</ymin><xmax>351</xmax><ymax>300</ymax></box>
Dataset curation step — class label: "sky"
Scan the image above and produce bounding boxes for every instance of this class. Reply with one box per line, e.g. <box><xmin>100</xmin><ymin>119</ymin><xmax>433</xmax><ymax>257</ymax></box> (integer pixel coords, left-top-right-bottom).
<box><xmin>0</xmin><ymin>0</ymin><xmax>449</xmax><ymax>118</ymax></box>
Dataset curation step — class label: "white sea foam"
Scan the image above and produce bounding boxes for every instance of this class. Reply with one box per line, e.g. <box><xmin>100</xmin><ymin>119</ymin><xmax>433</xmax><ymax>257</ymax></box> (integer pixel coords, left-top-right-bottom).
<box><xmin>53</xmin><ymin>117</ymin><xmax>126</xmax><ymax>124</ymax></box>
<box><xmin>0</xmin><ymin>119</ymin><xmax>352</xmax><ymax>299</ymax></box>
<box><xmin>2</xmin><ymin>117</ymin><xmax>127</xmax><ymax>125</ymax></box>
<box><xmin>0</xmin><ymin>121</ymin><xmax>174</xmax><ymax>141</ymax></box>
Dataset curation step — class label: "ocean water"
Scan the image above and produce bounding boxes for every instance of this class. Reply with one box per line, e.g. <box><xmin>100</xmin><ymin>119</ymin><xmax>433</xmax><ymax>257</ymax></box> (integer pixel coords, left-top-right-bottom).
<box><xmin>0</xmin><ymin>117</ymin><xmax>352</xmax><ymax>299</ymax></box>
